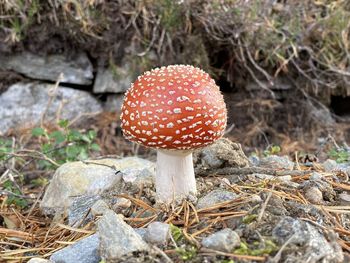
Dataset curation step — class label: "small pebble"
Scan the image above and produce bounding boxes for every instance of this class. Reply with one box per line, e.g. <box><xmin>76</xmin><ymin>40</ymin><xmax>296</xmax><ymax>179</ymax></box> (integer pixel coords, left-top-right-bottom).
<box><xmin>144</xmin><ymin>221</ymin><xmax>170</xmax><ymax>246</ymax></box>
<box><xmin>304</xmin><ymin>186</ymin><xmax>323</xmax><ymax>204</ymax></box>
<box><xmin>197</xmin><ymin>190</ymin><xmax>237</xmax><ymax>209</ymax></box>
<box><xmin>90</xmin><ymin>200</ymin><xmax>109</xmax><ymax>217</ymax></box>
<box><xmin>323</xmin><ymin>159</ymin><xmax>337</xmax><ymax>172</ymax></box>
<box><xmin>309</xmin><ymin>172</ymin><xmax>323</xmax><ymax>181</ymax></box>
<box><xmin>339</xmin><ymin>193</ymin><xmax>350</xmax><ymax>206</ymax></box>
<box><xmin>249</xmin><ymin>194</ymin><xmax>263</xmax><ymax>203</ymax></box>
<box><xmin>112</xmin><ymin>197</ymin><xmax>132</xmax><ymax>212</ymax></box>
<box><xmin>28</xmin><ymin>259</ymin><xmax>53</xmax><ymax>263</ymax></box>
<box><xmin>201</xmin><ymin>228</ymin><xmax>240</xmax><ymax>252</ymax></box>
<box><xmin>219</xmin><ymin>178</ymin><xmax>231</xmax><ymax>188</ymax></box>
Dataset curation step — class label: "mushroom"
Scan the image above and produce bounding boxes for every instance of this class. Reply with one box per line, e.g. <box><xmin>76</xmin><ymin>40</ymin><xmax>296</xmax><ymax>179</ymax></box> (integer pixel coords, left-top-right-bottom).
<box><xmin>120</xmin><ymin>65</ymin><xmax>227</xmax><ymax>203</ymax></box>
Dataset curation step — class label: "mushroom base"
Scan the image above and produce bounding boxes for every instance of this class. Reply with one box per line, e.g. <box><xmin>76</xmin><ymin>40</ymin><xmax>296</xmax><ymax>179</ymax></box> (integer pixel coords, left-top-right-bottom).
<box><xmin>155</xmin><ymin>150</ymin><xmax>197</xmax><ymax>204</ymax></box>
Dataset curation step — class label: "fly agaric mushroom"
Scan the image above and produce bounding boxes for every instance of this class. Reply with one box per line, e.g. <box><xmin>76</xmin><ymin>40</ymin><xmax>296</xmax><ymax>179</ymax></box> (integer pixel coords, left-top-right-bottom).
<box><xmin>120</xmin><ymin>65</ymin><xmax>227</xmax><ymax>203</ymax></box>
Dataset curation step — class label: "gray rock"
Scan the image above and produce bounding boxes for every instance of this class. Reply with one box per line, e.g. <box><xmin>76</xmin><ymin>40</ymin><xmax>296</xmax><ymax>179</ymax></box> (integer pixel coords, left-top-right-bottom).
<box><xmin>259</xmin><ymin>155</ymin><xmax>294</xmax><ymax>170</ymax></box>
<box><xmin>144</xmin><ymin>222</ymin><xmax>170</xmax><ymax>246</ymax></box>
<box><xmin>68</xmin><ymin>195</ymin><xmax>101</xmax><ymax>226</ymax></box>
<box><xmin>27</xmin><ymin>259</ymin><xmax>53</xmax><ymax>263</ymax></box>
<box><xmin>41</xmin><ymin>157</ymin><xmax>155</xmax><ymax>215</ymax></box>
<box><xmin>134</xmin><ymin>228</ymin><xmax>147</xmax><ymax>240</ymax></box>
<box><xmin>339</xmin><ymin>192</ymin><xmax>350</xmax><ymax>206</ymax></box>
<box><xmin>249</xmin><ymin>155</ymin><xmax>260</xmax><ymax>166</ymax></box>
<box><xmin>93</xmin><ymin>67</ymin><xmax>132</xmax><ymax>93</ymax></box>
<box><xmin>300</xmin><ymin>179</ymin><xmax>336</xmax><ymax>203</ymax></box>
<box><xmin>247</xmin><ymin>173</ymin><xmax>292</xmax><ymax>182</ymax></box>
<box><xmin>50</xmin><ymin>233</ymin><xmax>100</xmax><ymax>263</ymax></box>
<box><xmin>91</xmin><ymin>200</ymin><xmax>110</xmax><ymax>217</ymax></box>
<box><xmin>304</xmin><ymin>186</ymin><xmax>323</xmax><ymax>204</ymax></box>
<box><xmin>193</xmin><ymin>138</ymin><xmax>249</xmax><ymax>171</ymax></box>
<box><xmin>41</xmin><ymin>158</ymin><xmax>124</xmax><ymax>215</ymax></box>
<box><xmin>197</xmin><ymin>190</ymin><xmax>238</xmax><ymax>209</ymax></box>
<box><xmin>98</xmin><ymin>209</ymin><xmax>149</xmax><ymax>260</ymax></box>
<box><xmin>0</xmin><ymin>83</ymin><xmax>102</xmax><ymax>134</ymax></box>
<box><xmin>307</xmin><ymin>104</ymin><xmax>336</xmax><ymax>128</ymax></box>
<box><xmin>272</xmin><ymin>217</ymin><xmax>343</xmax><ymax>262</ymax></box>
<box><xmin>335</xmin><ymin>162</ymin><xmax>350</xmax><ymax>176</ymax></box>
<box><xmin>111</xmin><ymin>197</ymin><xmax>132</xmax><ymax>213</ymax></box>
<box><xmin>0</xmin><ymin>52</ymin><xmax>93</xmax><ymax>85</ymax></box>
<box><xmin>201</xmin><ymin>229</ymin><xmax>240</xmax><ymax>252</ymax></box>
<box><xmin>121</xmin><ymin>158</ymin><xmax>155</xmax><ymax>188</ymax></box>
<box><xmin>309</xmin><ymin>172</ymin><xmax>323</xmax><ymax>181</ymax></box>
<box><xmin>104</xmin><ymin>94</ymin><xmax>125</xmax><ymax>112</ymax></box>
<box><xmin>323</xmin><ymin>159</ymin><xmax>338</xmax><ymax>172</ymax></box>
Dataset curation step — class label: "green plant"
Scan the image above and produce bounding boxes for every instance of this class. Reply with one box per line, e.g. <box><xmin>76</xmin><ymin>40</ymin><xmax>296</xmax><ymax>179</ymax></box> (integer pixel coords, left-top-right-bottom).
<box><xmin>234</xmin><ymin>240</ymin><xmax>278</xmax><ymax>256</ymax></box>
<box><xmin>30</xmin><ymin>177</ymin><xmax>49</xmax><ymax>187</ymax></box>
<box><xmin>176</xmin><ymin>246</ymin><xmax>197</xmax><ymax>261</ymax></box>
<box><xmin>242</xmin><ymin>214</ymin><xmax>258</xmax><ymax>224</ymax></box>
<box><xmin>3</xmin><ymin>180</ymin><xmax>28</xmax><ymax>208</ymax></box>
<box><xmin>170</xmin><ymin>224</ymin><xmax>184</xmax><ymax>242</ymax></box>
<box><xmin>328</xmin><ymin>148</ymin><xmax>350</xmax><ymax>163</ymax></box>
<box><xmin>263</xmin><ymin>145</ymin><xmax>281</xmax><ymax>156</ymax></box>
<box><xmin>0</xmin><ymin>138</ymin><xmax>14</xmax><ymax>161</ymax></box>
<box><xmin>32</xmin><ymin>120</ymin><xmax>101</xmax><ymax>169</ymax></box>
<box><xmin>157</xmin><ymin>0</ymin><xmax>184</xmax><ymax>31</ymax></box>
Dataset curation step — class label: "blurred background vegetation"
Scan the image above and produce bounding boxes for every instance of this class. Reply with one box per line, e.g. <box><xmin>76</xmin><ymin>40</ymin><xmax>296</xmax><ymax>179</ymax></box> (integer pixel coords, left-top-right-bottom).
<box><xmin>0</xmin><ymin>0</ymin><xmax>349</xmax><ymax>151</ymax></box>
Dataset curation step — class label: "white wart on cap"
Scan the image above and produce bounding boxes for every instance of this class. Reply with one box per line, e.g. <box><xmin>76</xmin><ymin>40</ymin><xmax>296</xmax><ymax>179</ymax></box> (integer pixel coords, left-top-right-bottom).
<box><xmin>120</xmin><ymin>65</ymin><xmax>227</xmax><ymax>150</ymax></box>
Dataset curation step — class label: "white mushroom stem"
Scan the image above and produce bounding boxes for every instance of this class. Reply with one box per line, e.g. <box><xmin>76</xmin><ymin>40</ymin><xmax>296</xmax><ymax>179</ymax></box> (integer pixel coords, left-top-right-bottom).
<box><xmin>155</xmin><ymin>149</ymin><xmax>197</xmax><ymax>203</ymax></box>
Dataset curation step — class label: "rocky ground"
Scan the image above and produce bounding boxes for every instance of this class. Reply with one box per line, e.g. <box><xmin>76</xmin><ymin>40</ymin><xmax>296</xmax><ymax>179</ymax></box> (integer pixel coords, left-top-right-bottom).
<box><xmin>1</xmin><ymin>137</ymin><xmax>350</xmax><ymax>263</ymax></box>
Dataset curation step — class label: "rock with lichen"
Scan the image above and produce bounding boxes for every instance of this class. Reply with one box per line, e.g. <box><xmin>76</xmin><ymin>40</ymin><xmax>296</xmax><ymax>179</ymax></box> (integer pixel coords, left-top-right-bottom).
<box><xmin>193</xmin><ymin>138</ymin><xmax>249</xmax><ymax>171</ymax></box>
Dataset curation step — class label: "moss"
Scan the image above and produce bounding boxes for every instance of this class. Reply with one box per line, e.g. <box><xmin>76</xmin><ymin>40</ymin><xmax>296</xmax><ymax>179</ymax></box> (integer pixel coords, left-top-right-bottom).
<box><xmin>234</xmin><ymin>240</ymin><xmax>278</xmax><ymax>256</ymax></box>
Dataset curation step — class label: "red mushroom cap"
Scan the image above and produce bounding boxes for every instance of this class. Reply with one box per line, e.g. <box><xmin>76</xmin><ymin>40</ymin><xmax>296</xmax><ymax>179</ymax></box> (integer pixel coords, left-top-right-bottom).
<box><xmin>120</xmin><ymin>65</ymin><xmax>227</xmax><ymax>150</ymax></box>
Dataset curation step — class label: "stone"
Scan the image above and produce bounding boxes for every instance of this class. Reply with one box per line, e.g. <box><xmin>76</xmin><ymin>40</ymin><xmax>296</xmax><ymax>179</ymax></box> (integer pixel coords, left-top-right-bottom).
<box><xmin>27</xmin><ymin>259</ymin><xmax>53</xmax><ymax>263</ymax></box>
<box><xmin>309</xmin><ymin>172</ymin><xmax>323</xmax><ymax>181</ymax></box>
<box><xmin>249</xmin><ymin>194</ymin><xmax>263</xmax><ymax>204</ymax></box>
<box><xmin>201</xmin><ymin>228</ymin><xmax>240</xmax><ymax>252</ymax></box>
<box><xmin>98</xmin><ymin>209</ymin><xmax>149</xmax><ymax>260</ymax></box>
<box><xmin>259</xmin><ymin>155</ymin><xmax>294</xmax><ymax>170</ymax></box>
<box><xmin>197</xmin><ymin>190</ymin><xmax>238</xmax><ymax>209</ymax></box>
<box><xmin>50</xmin><ymin>233</ymin><xmax>100</xmax><ymax>263</ymax></box>
<box><xmin>307</xmin><ymin>103</ymin><xmax>336</xmax><ymax>128</ymax></box>
<box><xmin>68</xmin><ymin>195</ymin><xmax>101</xmax><ymax>226</ymax></box>
<box><xmin>323</xmin><ymin>159</ymin><xmax>338</xmax><ymax>172</ymax></box>
<box><xmin>0</xmin><ymin>83</ymin><xmax>102</xmax><ymax>135</ymax></box>
<box><xmin>339</xmin><ymin>192</ymin><xmax>350</xmax><ymax>206</ymax></box>
<box><xmin>193</xmin><ymin>138</ymin><xmax>249</xmax><ymax>171</ymax></box>
<box><xmin>93</xmin><ymin>67</ymin><xmax>132</xmax><ymax>93</ymax></box>
<box><xmin>111</xmin><ymin>197</ymin><xmax>132</xmax><ymax>213</ymax></box>
<box><xmin>41</xmin><ymin>159</ymin><xmax>122</xmax><ymax>215</ymax></box>
<box><xmin>104</xmin><ymin>94</ymin><xmax>125</xmax><ymax>112</ymax></box>
<box><xmin>41</xmin><ymin>157</ymin><xmax>154</xmax><ymax>215</ymax></box>
<box><xmin>272</xmin><ymin>217</ymin><xmax>343</xmax><ymax>262</ymax></box>
<box><xmin>0</xmin><ymin>52</ymin><xmax>93</xmax><ymax>85</ymax></box>
<box><xmin>121</xmin><ymin>158</ymin><xmax>155</xmax><ymax>188</ymax></box>
<box><xmin>304</xmin><ymin>186</ymin><xmax>323</xmax><ymax>204</ymax></box>
<box><xmin>91</xmin><ymin>200</ymin><xmax>110</xmax><ymax>217</ymax></box>
<box><xmin>134</xmin><ymin>228</ymin><xmax>147</xmax><ymax>240</ymax></box>
<box><xmin>144</xmin><ymin>222</ymin><xmax>170</xmax><ymax>246</ymax></box>
<box><xmin>219</xmin><ymin>178</ymin><xmax>231</xmax><ymax>188</ymax></box>
<box><xmin>300</xmin><ymin>179</ymin><xmax>336</xmax><ymax>203</ymax></box>
<box><xmin>335</xmin><ymin>162</ymin><xmax>350</xmax><ymax>176</ymax></box>
<box><xmin>249</xmin><ymin>155</ymin><xmax>260</xmax><ymax>166</ymax></box>
<box><xmin>247</xmin><ymin>173</ymin><xmax>292</xmax><ymax>182</ymax></box>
